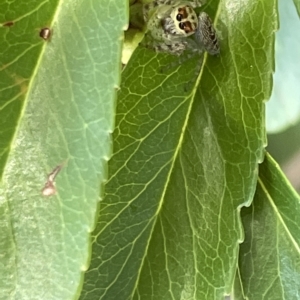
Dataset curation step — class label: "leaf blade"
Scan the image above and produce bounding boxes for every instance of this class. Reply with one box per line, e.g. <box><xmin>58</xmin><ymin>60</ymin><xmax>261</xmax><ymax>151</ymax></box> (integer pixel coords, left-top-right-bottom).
<box><xmin>238</xmin><ymin>152</ymin><xmax>300</xmax><ymax>299</ymax></box>
<box><xmin>81</xmin><ymin>0</ymin><xmax>277</xmax><ymax>299</ymax></box>
<box><xmin>0</xmin><ymin>1</ymin><xmax>127</xmax><ymax>299</ymax></box>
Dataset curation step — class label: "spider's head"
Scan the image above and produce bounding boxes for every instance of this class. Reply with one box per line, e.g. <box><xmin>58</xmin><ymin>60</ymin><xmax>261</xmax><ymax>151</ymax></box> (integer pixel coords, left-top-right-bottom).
<box><xmin>163</xmin><ymin>5</ymin><xmax>198</xmax><ymax>37</ymax></box>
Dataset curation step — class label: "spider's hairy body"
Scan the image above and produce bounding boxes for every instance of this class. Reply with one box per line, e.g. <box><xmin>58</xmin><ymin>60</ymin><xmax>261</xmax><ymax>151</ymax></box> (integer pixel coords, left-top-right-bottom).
<box><xmin>143</xmin><ymin>0</ymin><xmax>220</xmax><ymax>56</ymax></box>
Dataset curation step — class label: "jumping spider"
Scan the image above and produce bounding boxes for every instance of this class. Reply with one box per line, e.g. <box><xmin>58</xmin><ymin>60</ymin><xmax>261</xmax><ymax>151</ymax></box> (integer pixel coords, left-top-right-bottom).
<box><xmin>142</xmin><ymin>0</ymin><xmax>220</xmax><ymax>56</ymax></box>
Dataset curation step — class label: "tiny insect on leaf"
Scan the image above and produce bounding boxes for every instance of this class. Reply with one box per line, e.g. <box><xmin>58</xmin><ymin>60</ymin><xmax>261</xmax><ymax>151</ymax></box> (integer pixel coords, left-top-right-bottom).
<box><xmin>39</xmin><ymin>27</ymin><xmax>51</xmax><ymax>40</ymax></box>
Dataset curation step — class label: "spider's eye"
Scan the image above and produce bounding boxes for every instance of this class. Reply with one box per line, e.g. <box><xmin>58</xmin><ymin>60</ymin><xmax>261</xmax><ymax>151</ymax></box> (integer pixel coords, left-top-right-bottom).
<box><xmin>179</xmin><ymin>22</ymin><xmax>185</xmax><ymax>30</ymax></box>
<box><xmin>176</xmin><ymin>14</ymin><xmax>183</xmax><ymax>21</ymax></box>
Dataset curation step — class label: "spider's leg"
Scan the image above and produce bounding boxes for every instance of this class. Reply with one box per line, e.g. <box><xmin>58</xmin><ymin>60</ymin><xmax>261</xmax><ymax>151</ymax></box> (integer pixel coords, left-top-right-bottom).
<box><xmin>195</xmin><ymin>12</ymin><xmax>220</xmax><ymax>55</ymax></box>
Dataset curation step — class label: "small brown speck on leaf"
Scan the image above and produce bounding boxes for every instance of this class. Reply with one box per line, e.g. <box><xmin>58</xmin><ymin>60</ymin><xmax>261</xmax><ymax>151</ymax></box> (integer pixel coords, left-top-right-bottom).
<box><xmin>3</xmin><ymin>21</ymin><xmax>14</xmax><ymax>27</ymax></box>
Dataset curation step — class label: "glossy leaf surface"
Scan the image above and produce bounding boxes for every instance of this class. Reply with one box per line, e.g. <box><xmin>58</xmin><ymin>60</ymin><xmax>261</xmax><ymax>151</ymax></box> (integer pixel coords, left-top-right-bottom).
<box><xmin>80</xmin><ymin>1</ymin><xmax>277</xmax><ymax>299</ymax></box>
<box><xmin>238</xmin><ymin>152</ymin><xmax>300</xmax><ymax>299</ymax></box>
<box><xmin>0</xmin><ymin>1</ymin><xmax>127</xmax><ymax>299</ymax></box>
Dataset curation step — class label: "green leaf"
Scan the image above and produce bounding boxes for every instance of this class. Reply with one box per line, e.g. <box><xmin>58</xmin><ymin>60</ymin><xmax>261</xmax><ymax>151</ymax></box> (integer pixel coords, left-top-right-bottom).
<box><xmin>266</xmin><ymin>0</ymin><xmax>300</xmax><ymax>133</ymax></box>
<box><xmin>293</xmin><ymin>0</ymin><xmax>300</xmax><ymax>16</ymax></box>
<box><xmin>232</xmin><ymin>269</ymin><xmax>247</xmax><ymax>300</ymax></box>
<box><xmin>0</xmin><ymin>0</ymin><xmax>60</xmax><ymax>179</ymax></box>
<box><xmin>0</xmin><ymin>1</ymin><xmax>127</xmax><ymax>299</ymax></box>
<box><xmin>80</xmin><ymin>0</ymin><xmax>277</xmax><ymax>299</ymax></box>
<box><xmin>238</xmin><ymin>152</ymin><xmax>300</xmax><ymax>299</ymax></box>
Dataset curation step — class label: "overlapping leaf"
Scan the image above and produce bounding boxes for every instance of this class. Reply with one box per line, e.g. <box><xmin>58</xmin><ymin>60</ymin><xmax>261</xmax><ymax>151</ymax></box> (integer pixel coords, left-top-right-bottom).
<box><xmin>293</xmin><ymin>0</ymin><xmax>300</xmax><ymax>16</ymax></box>
<box><xmin>0</xmin><ymin>1</ymin><xmax>127</xmax><ymax>299</ymax></box>
<box><xmin>238</xmin><ymin>152</ymin><xmax>300</xmax><ymax>299</ymax></box>
<box><xmin>0</xmin><ymin>0</ymin><xmax>60</xmax><ymax>180</ymax></box>
<box><xmin>80</xmin><ymin>1</ymin><xmax>277</xmax><ymax>299</ymax></box>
